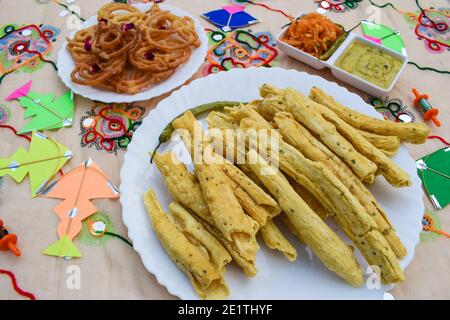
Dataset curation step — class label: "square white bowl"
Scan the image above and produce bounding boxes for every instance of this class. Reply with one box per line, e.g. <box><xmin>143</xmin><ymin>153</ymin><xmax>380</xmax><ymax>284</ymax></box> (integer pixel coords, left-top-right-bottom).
<box><xmin>328</xmin><ymin>33</ymin><xmax>408</xmax><ymax>96</ymax></box>
<box><xmin>276</xmin><ymin>26</ymin><xmax>330</xmax><ymax>70</ymax></box>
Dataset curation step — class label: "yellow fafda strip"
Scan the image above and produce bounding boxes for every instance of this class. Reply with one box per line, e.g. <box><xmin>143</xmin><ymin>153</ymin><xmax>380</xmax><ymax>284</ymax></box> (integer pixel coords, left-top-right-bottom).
<box><xmin>247</xmin><ymin>150</ymin><xmax>364</xmax><ymax>287</ymax></box>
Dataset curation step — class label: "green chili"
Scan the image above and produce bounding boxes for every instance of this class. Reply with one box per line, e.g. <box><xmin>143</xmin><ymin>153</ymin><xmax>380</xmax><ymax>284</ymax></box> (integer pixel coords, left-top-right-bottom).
<box><xmin>319</xmin><ymin>24</ymin><xmax>347</xmax><ymax>61</ymax></box>
<box><xmin>149</xmin><ymin>101</ymin><xmax>244</xmax><ymax>163</ymax></box>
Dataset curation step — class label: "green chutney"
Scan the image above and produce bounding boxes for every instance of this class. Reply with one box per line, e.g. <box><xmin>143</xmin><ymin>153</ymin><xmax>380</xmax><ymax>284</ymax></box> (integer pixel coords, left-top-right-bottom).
<box><xmin>335</xmin><ymin>41</ymin><xmax>402</xmax><ymax>89</ymax></box>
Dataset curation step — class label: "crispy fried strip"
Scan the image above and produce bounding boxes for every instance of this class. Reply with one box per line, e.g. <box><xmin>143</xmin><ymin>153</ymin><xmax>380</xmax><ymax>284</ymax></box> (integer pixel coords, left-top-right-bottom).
<box><xmin>222</xmin><ymin>165</ymin><xmax>280</xmax><ymax>221</ymax></box>
<box><xmin>240</xmin><ymin>120</ymin><xmax>404</xmax><ymax>283</ymax></box>
<box><xmin>169</xmin><ymin>202</ymin><xmax>232</xmax><ymax>275</ymax></box>
<box><xmin>224</xmin><ymin>174</ymin><xmax>272</xmax><ymax>226</ymax></box>
<box><xmin>356</xmin><ymin>129</ymin><xmax>400</xmax><ymax>156</ymax></box>
<box><xmin>272</xmin><ymin>112</ymin><xmax>406</xmax><ymax>258</ymax></box>
<box><xmin>206</xmin><ymin>112</ymin><xmax>296</xmax><ymax>261</ymax></box>
<box><xmin>201</xmin><ymin>220</ymin><xmax>257</xmax><ymax>277</ymax></box>
<box><xmin>247</xmin><ymin>150</ymin><xmax>364</xmax><ymax>287</ymax></box>
<box><xmin>289</xmin><ymin>92</ymin><xmax>411</xmax><ymax>187</ymax></box>
<box><xmin>154</xmin><ymin>151</ymin><xmax>258</xmax><ymax>276</ymax></box>
<box><xmin>260</xmin><ymin>220</ymin><xmax>297</xmax><ymax>262</ymax></box>
<box><xmin>153</xmin><ymin>152</ymin><xmax>213</xmax><ymax>225</ymax></box>
<box><xmin>142</xmin><ymin>189</ymin><xmax>229</xmax><ymax>299</ymax></box>
<box><xmin>280</xmin><ymin>87</ymin><xmax>378</xmax><ymax>183</ymax></box>
<box><xmin>172</xmin><ymin>112</ymin><xmax>259</xmax><ymax>263</ymax></box>
<box><xmin>206</xmin><ymin>111</ymin><xmax>237</xmax><ymax>130</ymax></box>
<box><xmin>309</xmin><ymin>87</ymin><xmax>430</xmax><ymax>143</ymax></box>
<box><xmin>289</xmin><ymin>178</ymin><xmax>329</xmax><ymax>220</ymax></box>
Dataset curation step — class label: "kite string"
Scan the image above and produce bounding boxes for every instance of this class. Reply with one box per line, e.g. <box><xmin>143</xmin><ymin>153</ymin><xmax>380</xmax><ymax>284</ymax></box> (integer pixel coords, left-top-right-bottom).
<box><xmin>366</xmin><ymin>2</ymin><xmax>449</xmax><ymax>75</ymax></box>
<box><xmin>427</xmin><ymin>135</ymin><xmax>450</xmax><ymax>146</ymax></box>
<box><xmin>0</xmin><ymin>269</ymin><xmax>36</xmax><ymax>300</ymax></box>
<box><xmin>63</xmin><ymin>164</ymin><xmax>89</xmax><ymax>236</ymax></box>
<box><xmin>0</xmin><ymin>124</ymin><xmax>64</xmax><ymax>176</ymax></box>
<box><xmin>51</xmin><ymin>0</ymin><xmax>86</xmax><ymax>22</ymax></box>
<box><xmin>0</xmin><ymin>124</ymin><xmax>31</xmax><ymax>142</ymax></box>
<box><xmin>22</xmin><ymin>48</ymin><xmax>58</xmax><ymax>72</ymax></box>
<box><xmin>237</xmin><ymin>0</ymin><xmax>293</xmax><ymax>20</ymax></box>
<box><xmin>425</xmin><ymin>226</ymin><xmax>450</xmax><ymax>238</ymax></box>
<box><xmin>407</xmin><ymin>62</ymin><xmax>450</xmax><ymax>75</ymax></box>
<box><xmin>104</xmin><ymin>231</ymin><xmax>133</xmax><ymax>247</ymax></box>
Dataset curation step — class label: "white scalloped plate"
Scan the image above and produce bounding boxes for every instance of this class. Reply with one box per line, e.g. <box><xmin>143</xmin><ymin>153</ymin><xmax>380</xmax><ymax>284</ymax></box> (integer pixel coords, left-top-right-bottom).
<box><xmin>57</xmin><ymin>3</ymin><xmax>208</xmax><ymax>103</ymax></box>
<box><xmin>120</xmin><ymin>67</ymin><xmax>423</xmax><ymax>300</ymax></box>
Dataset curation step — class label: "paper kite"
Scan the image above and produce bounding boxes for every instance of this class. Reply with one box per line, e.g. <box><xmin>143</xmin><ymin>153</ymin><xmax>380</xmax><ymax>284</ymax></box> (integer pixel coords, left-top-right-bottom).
<box><xmin>416</xmin><ymin>147</ymin><xmax>450</xmax><ymax>210</ymax></box>
<box><xmin>202</xmin><ymin>4</ymin><xmax>258</xmax><ymax>32</ymax></box>
<box><xmin>38</xmin><ymin>159</ymin><xmax>120</xmax><ymax>258</ymax></box>
<box><xmin>0</xmin><ymin>131</ymin><xmax>72</xmax><ymax>197</ymax></box>
<box><xmin>6</xmin><ymin>80</ymin><xmax>74</xmax><ymax>134</ymax></box>
<box><xmin>361</xmin><ymin>20</ymin><xmax>407</xmax><ymax>56</ymax></box>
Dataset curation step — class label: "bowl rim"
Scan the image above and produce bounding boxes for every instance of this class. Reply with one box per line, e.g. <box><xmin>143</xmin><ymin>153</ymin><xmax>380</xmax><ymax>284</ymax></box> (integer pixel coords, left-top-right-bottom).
<box><xmin>328</xmin><ymin>33</ymin><xmax>408</xmax><ymax>93</ymax></box>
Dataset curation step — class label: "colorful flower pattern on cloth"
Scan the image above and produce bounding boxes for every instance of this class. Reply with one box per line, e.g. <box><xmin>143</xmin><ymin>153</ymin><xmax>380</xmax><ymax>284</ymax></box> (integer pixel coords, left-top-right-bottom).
<box><xmin>315</xmin><ymin>0</ymin><xmax>362</xmax><ymax>13</ymax></box>
<box><xmin>0</xmin><ymin>104</ymin><xmax>11</xmax><ymax>125</ymax></box>
<box><xmin>0</xmin><ymin>24</ymin><xmax>60</xmax><ymax>76</ymax></box>
<box><xmin>78</xmin><ymin>212</ymin><xmax>116</xmax><ymax>247</ymax></box>
<box><xmin>203</xmin><ymin>29</ymin><xmax>278</xmax><ymax>76</ymax></box>
<box><xmin>366</xmin><ymin>96</ymin><xmax>416</xmax><ymax>123</ymax></box>
<box><xmin>403</xmin><ymin>7</ymin><xmax>450</xmax><ymax>54</ymax></box>
<box><xmin>421</xmin><ymin>211</ymin><xmax>444</xmax><ymax>242</ymax></box>
<box><xmin>80</xmin><ymin>103</ymin><xmax>145</xmax><ymax>154</ymax></box>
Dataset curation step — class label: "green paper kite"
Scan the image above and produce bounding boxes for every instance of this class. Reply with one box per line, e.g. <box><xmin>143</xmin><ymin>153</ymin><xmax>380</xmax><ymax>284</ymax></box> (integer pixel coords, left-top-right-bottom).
<box><xmin>0</xmin><ymin>131</ymin><xmax>73</xmax><ymax>197</ymax></box>
<box><xmin>42</xmin><ymin>235</ymin><xmax>82</xmax><ymax>258</ymax></box>
<box><xmin>6</xmin><ymin>81</ymin><xmax>74</xmax><ymax>134</ymax></box>
<box><xmin>417</xmin><ymin>147</ymin><xmax>450</xmax><ymax>210</ymax></box>
<box><xmin>361</xmin><ymin>20</ymin><xmax>407</xmax><ymax>56</ymax></box>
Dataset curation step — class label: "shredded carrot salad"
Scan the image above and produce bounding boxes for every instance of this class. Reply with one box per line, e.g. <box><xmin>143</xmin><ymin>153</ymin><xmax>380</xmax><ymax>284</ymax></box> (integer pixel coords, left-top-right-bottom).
<box><xmin>282</xmin><ymin>13</ymin><xmax>344</xmax><ymax>58</ymax></box>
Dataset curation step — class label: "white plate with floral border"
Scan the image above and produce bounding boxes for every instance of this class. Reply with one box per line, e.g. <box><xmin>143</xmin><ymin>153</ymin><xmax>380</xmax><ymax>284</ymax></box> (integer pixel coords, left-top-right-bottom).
<box><xmin>120</xmin><ymin>67</ymin><xmax>423</xmax><ymax>300</ymax></box>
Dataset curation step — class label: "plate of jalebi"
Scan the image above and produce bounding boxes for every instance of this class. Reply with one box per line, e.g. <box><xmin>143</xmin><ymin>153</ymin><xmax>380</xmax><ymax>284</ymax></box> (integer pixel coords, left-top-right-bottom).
<box><xmin>57</xmin><ymin>3</ymin><xmax>208</xmax><ymax>103</ymax></box>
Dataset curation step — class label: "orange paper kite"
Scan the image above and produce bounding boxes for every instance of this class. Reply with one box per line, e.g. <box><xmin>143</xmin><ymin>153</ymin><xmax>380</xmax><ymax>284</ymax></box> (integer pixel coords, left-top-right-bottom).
<box><xmin>38</xmin><ymin>159</ymin><xmax>120</xmax><ymax>258</ymax></box>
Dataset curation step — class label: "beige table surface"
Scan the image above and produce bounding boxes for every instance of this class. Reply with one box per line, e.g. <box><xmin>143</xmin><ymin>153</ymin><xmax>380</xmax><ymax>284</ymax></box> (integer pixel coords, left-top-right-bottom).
<box><xmin>0</xmin><ymin>0</ymin><xmax>449</xmax><ymax>300</ymax></box>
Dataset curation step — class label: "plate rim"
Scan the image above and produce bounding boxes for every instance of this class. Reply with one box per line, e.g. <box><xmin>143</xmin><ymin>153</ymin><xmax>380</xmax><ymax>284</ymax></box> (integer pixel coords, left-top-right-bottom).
<box><xmin>56</xmin><ymin>3</ymin><xmax>209</xmax><ymax>103</ymax></box>
<box><xmin>120</xmin><ymin>67</ymin><xmax>424</xmax><ymax>300</ymax></box>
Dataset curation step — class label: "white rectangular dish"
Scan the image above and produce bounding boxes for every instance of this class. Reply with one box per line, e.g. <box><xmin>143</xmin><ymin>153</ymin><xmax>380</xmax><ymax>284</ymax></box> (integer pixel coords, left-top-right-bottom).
<box><xmin>276</xmin><ymin>26</ymin><xmax>329</xmax><ymax>70</ymax></box>
<box><xmin>276</xmin><ymin>27</ymin><xmax>408</xmax><ymax>96</ymax></box>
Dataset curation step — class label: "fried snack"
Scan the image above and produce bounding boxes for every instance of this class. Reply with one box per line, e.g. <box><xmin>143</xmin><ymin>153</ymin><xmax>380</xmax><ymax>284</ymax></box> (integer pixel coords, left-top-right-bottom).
<box><xmin>206</xmin><ymin>111</ymin><xmax>237</xmax><ymax>130</ymax></box>
<box><xmin>240</xmin><ymin>120</ymin><xmax>404</xmax><ymax>283</ymax></box>
<box><xmin>280</xmin><ymin>87</ymin><xmax>378</xmax><ymax>183</ymax></box>
<box><xmin>260</xmin><ymin>220</ymin><xmax>297</xmax><ymax>262</ymax></box>
<box><xmin>224</xmin><ymin>173</ymin><xmax>272</xmax><ymax>227</ymax></box>
<box><xmin>272</xmin><ymin>112</ymin><xmax>406</xmax><ymax>258</ymax></box>
<box><xmin>309</xmin><ymin>87</ymin><xmax>430</xmax><ymax>143</ymax></box>
<box><xmin>153</xmin><ymin>152</ymin><xmax>213</xmax><ymax>225</ymax></box>
<box><xmin>143</xmin><ymin>189</ymin><xmax>228</xmax><ymax>299</ymax></box>
<box><xmin>222</xmin><ymin>164</ymin><xmax>281</xmax><ymax>222</ymax></box>
<box><xmin>289</xmin><ymin>178</ymin><xmax>329</xmax><ymax>220</ymax></box>
<box><xmin>356</xmin><ymin>129</ymin><xmax>400</xmax><ymax>156</ymax></box>
<box><xmin>259</xmin><ymin>85</ymin><xmax>378</xmax><ymax>183</ymax></box>
<box><xmin>281</xmin><ymin>13</ymin><xmax>344</xmax><ymax>58</ymax></box>
<box><xmin>172</xmin><ymin>112</ymin><xmax>260</xmax><ymax>263</ymax></box>
<box><xmin>169</xmin><ymin>202</ymin><xmax>231</xmax><ymax>275</ymax></box>
<box><xmin>224</xmin><ymin>103</ymin><xmax>273</xmax><ymax>130</ymax></box>
<box><xmin>201</xmin><ymin>220</ymin><xmax>257</xmax><ymax>277</ymax></box>
<box><xmin>153</xmin><ymin>152</ymin><xmax>258</xmax><ymax>276</ymax></box>
<box><xmin>67</xmin><ymin>3</ymin><xmax>200</xmax><ymax>94</ymax></box>
<box><xmin>299</xmin><ymin>94</ymin><xmax>412</xmax><ymax>187</ymax></box>
<box><xmin>247</xmin><ymin>150</ymin><xmax>364</xmax><ymax>287</ymax></box>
